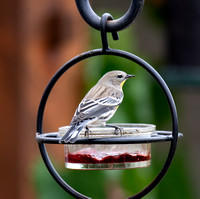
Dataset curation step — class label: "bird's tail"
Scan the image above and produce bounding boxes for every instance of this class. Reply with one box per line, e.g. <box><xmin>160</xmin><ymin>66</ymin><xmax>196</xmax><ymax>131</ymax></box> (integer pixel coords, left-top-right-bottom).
<box><xmin>60</xmin><ymin>121</ymin><xmax>87</xmax><ymax>143</ymax></box>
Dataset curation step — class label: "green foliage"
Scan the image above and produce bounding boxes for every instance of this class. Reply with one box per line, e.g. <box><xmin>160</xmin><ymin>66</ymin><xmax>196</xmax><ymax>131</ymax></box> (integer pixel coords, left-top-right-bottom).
<box><xmin>152</xmin><ymin>143</ymin><xmax>196</xmax><ymax>199</ymax></box>
<box><xmin>33</xmin><ymin>159</ymin><xmax>71</xmax><ymax>199</ymax></box>
<box><xmin>62</xmin><ymin>169</ymin><xmax>106</xmax><ymax>199</ymax></box>
<box><xmin>33</xmin><ymin>158</ymin><xmax>107</xmax><ymax>199</ymax></box>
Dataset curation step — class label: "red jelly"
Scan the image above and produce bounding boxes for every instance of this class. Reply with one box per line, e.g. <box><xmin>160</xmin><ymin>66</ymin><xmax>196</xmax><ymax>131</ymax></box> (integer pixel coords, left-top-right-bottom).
<box><xmin>67</xmin><ymin>153</ymin><xmax>150</xmax><ymax>164</ymax></box>
<box><xmin>65</xmin><ymin>147</ymin><xmax>151</xmax><ymax>164</ymax></box>
<box><xmin>62</xmin><ymin>124</ymin><xmax>155</xmax><ymax>170</ymax></box>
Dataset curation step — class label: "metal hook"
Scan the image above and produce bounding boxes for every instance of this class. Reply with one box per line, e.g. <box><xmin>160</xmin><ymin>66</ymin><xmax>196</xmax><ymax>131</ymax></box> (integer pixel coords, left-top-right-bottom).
<box><xmin>100</xmin><ymin>13</ymin><xmax>119</xmax><ymax>52</ymax></box>
<box><xmin>75</xmin><ymin>0</ymin><xmax>144</xmax><ymax>32</ymax></box>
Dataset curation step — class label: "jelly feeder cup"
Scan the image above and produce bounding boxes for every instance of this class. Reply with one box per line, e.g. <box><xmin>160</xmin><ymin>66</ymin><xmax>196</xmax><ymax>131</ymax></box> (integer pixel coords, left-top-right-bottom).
<box><xmin>36</xmin><ymin>0</ymin><xmax>183</xmax><ymax>198</ymax></box>
<box><xmin>59</xmin><ymin>124</ymin><xmax>155</xmax><ymax>170</ymax></box>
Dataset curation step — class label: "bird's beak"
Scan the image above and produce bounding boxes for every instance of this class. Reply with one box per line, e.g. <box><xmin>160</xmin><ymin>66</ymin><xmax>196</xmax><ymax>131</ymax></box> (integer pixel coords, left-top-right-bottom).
<box><xmin>125</xmin><ymin>74</ymin><xmax>135</xmax><ymax>79</ymax></box>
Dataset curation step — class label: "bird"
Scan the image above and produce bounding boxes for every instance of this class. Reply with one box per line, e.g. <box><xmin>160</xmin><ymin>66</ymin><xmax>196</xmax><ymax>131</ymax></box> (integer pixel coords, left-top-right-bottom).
<box><xmin>60</xmin><ymin>70</ymin><xmax>135</xmax><ymax>143</ymax></box>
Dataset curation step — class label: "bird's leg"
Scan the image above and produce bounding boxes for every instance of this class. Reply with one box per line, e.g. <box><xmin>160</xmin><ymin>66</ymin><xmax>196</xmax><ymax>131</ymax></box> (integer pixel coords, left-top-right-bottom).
<box><xmin>85</xmin><ymin>125</ymin><xmax>91</xmax><ymax>138</ymax></box>
<box><xmin>136</xmin><ymin>129</ymin><xmax>140</xmax><ymax>133</ymax></box>
<box><xmin>106</xmin><ymin>124</ymin><xmax>124</xmax><ymax>135</ymax></box>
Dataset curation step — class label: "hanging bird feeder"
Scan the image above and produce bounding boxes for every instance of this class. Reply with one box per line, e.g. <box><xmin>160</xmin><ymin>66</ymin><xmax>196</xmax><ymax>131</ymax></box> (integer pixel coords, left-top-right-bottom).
<box><xmin>36</xmin><ymin>0</ymin><xmax>183</xmax><ymax>198</ymax></box>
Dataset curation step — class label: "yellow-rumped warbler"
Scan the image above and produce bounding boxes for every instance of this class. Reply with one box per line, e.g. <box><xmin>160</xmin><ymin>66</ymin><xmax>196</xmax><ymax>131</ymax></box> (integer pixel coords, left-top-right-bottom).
<box><xmin>60</xmin><ymin>70</ymin><xmax>135</xmax><ymax>143</ymax></box>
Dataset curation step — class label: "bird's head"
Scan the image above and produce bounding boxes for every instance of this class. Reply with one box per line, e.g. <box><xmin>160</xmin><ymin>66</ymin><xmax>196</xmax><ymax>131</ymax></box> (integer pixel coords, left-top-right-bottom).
<box><xmin>99</xmin><ymin>70</ymin><xmax>135</xmax><ymax>87</ymax></box>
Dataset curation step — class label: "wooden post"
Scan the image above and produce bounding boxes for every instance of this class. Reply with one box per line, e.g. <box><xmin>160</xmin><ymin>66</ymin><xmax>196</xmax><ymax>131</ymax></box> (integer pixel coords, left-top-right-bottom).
<box><xmin>0</xmin><ymin>0</ymin><xmax>87</xmax><ymax>198</ymax></box>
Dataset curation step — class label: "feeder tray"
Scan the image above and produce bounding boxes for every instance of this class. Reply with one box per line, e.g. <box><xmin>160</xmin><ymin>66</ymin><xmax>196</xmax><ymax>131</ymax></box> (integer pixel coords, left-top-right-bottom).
<box><xmin>36</xmin><ymin>123</ymin><xmax>183</xmax><ymax>171</ymax></box>
<box><xmin>60</xmin><ymin>123</ymin><xmax>154</xmax><ymax>170</ymax></box>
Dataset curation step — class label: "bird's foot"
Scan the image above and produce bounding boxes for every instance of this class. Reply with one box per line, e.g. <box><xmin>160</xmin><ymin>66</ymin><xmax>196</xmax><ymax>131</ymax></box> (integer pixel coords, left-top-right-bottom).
<box><xmin>85</xmin><ymin>126</ymin><xmax>91</xmax><ymax>138</ymax></box>
<box><xmin>106</xmin><ymin>124</ymin><xmax>124</xmax><ymax>135</ymax></box>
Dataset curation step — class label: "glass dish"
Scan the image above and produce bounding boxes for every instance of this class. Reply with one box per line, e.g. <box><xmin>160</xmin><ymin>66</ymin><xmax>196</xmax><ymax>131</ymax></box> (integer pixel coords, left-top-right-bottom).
<box><xmin>59</xmin><ymin>123</ymin><xmax>155</xmax><ymax>170</ymax></box>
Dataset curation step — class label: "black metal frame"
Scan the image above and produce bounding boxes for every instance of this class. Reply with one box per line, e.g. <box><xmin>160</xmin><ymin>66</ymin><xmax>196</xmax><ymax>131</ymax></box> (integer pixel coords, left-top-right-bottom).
<box><xmin>36</xmin><ymin>48</ymin><xmax>179</xmax><ymax>199</ymax></box>
<box><xmin>75</xmin><ymin>0</ymin><xmax>144</xmax><ymax>32</ymax></box>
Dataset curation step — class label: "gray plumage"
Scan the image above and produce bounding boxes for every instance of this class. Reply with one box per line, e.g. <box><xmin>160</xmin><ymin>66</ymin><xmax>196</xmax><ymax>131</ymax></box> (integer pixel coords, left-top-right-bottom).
<box><xmin>60</xmin><ymin>70</ymin><xmax>134</xmax><ymax>143</ymax></box>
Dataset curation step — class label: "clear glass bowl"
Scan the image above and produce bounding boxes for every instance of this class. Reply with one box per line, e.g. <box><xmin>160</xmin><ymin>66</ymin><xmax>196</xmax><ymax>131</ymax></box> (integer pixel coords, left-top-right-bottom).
<box><xmin>59</xmin><ymin>123</ymin><xmax>155</xmax><ymax>170</ymax></box>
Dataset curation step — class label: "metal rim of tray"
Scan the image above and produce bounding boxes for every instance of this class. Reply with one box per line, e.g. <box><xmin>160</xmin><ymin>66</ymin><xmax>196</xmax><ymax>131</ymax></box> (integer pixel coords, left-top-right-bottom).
<box><xmin>36</xmin><ymin>130</ymin><xmax>183</xmax><ymax>144</ymax></box>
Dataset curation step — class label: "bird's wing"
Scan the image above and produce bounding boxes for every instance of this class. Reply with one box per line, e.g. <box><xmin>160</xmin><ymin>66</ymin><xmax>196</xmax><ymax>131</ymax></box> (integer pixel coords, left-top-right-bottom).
<box><xmin>96</xmin><ymin>97</ymin><xmax>122</xmax><ymax>106</ymax></box>
<box><xmin>70</xmin><ymin>96</ymin><xmax>122</xmax><ymax>124</ymax></box>
<box><xmin>81</xmin><ymin>96</ymin><xmax>121</xmax><ymax>110</ymax></box>
<box><xmin>79</xmin><ymin>96</ymin><xmax>122</xmax><ymax>113</ymax></box>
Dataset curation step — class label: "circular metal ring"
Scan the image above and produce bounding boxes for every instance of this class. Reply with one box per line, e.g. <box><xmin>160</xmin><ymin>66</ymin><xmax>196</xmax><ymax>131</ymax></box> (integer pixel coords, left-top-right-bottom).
<box><xmin>37</xmin><ymin>48</ymin><xmax>178</xmax><ymax>199</ymax></box>
<box><xmin>75</xmin><ymin>0</ymin><xmax>144</xmax><ymax>32</ymax></box>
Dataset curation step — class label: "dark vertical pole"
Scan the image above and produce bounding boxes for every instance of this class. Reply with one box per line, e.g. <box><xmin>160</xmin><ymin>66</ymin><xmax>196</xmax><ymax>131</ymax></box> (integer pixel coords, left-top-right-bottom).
<box><xmin>168</xmin><ymin>0</ymin><xmax>200</xmax><ymax>67</ymax></box>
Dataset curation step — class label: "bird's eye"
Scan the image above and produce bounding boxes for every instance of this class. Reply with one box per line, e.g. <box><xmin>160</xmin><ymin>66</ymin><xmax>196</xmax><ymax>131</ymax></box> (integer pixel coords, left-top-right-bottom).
<box><xmin>117</xmin><ymin>75</ymin><xmax>123</xmax><ymax>78</ymax></box>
